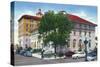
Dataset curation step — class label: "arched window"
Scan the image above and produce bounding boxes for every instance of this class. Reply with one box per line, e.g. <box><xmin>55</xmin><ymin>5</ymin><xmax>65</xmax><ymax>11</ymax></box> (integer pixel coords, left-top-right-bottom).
<box><xmin>89</xmin><ymin>40</ymin><xmax>91</xmax><ymax>48</ymax></box>
<box><xmin>79</xmin><ymin>31</ymin><xmax>81</xmax><ymax>36</ymax></box>
<box><xmin>34</xmin><ymin>42</ymin><xmax>36</xmax><ymax>48</ymax></box>
<box><xmin>84</xmin><ymin>31</ymin><xmax>87</xmax><ymax>36</ymax></box>
<box><xmin>73</xmin><ymin>31</ymin><xmax>76</xmax><ymax>36</ymax></box>
<box><xmin>25</xmin><ymin>44</ymin><xmax>28</xmax><ymax>48</ymax></box>
<box><xmin>73</xmin><ymin>39</ymin><xmax>76</xmax><ymax>48</ymax></box>
<box><xmin>79</xmin><ymin>39</ymin><xmax>82</xmax><ymax>51</ymax></box>
<box><xmin>67</xmin><ymin>39</ymin><xmax>70</xmax><ymax>47</ymax></box>
<box><xmin>89</xmin><ymin>32</ymin><xmax>91</xmax><ymax>37</ymax></box>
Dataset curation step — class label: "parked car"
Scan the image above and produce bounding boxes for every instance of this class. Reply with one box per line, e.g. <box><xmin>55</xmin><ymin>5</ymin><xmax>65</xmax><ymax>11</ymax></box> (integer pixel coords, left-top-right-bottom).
<box><xmin>75</xmin><ymin>51</ymin><xmax>84</xmax><ymax>54</ymax></box>
<box><xmin>72</xmin><ymin>52</ymin><xmax>85</xmax><ymax>59</ymax></box>
<box><xmin>87</xmin><ymin>55</ymin><xmax>97</xmax><ymax>61</ymax></box>
<box><xmin>19</xmin><ymin>49</ymin><xmax>26</xmax><ymax>55</ymax></box>
<box><xmin>19</xmin><ymin>49</ymin><xmax>32</xmax><ymax>57</ymax></box>
<box><xmin>87</xmin><ymin>52</ymin><xmax>97</xmax><ymax>61</ymax></box>
<box><xmin>24</xmin><ymin>51</ymin><xmax>32</xmax><ymax>57</ymax></box>
<box><xmin>64</xmin><ymin>51</ymin><xmax>75</xmax><ymax>57</ymax></box>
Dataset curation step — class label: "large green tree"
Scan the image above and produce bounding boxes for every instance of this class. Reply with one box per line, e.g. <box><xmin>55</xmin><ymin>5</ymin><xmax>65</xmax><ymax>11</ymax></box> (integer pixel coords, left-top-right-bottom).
<box><xmin>38</xmin><ymin>10</ymin><xmax>73</xmax><ymax>58</ymax></box>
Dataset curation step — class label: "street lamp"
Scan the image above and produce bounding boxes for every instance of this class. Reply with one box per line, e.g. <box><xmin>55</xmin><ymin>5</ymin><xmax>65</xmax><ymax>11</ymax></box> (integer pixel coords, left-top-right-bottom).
<box><xmin>41</xmin><ymin>43</ymin><xmax>44</xmax><ymax>59</ymax></box>
<box><xmin>84</xmin><ymin>38</ymin><xmax>88</xmax><ymax>61</ymax></box>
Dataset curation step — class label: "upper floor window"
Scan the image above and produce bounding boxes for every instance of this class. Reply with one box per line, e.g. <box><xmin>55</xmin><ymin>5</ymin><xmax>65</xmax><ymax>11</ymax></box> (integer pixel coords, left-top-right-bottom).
<box><xmin>79</xmin><ymin>39</ymin><xmax>82</xmax><ymax>51</ymax></box>
<box><xmin>26</xmin><ymin>28</ymin><xmax>28</xmax><ymax>31</ymax></box>
<box><xmin>26</xmin><ymin>23</ymin><xmax>28</xmax><ymax>27</ymax></box>
<box><xmin>73</xmin><ymin>30</ymin><xmax>76</xmax><ymax>36</ymax></box>
<box><xmin>95</xmin><ymin>37</ymin><xmax>98</xmax><ymax>41</ymax></box>
<box><xmin>26</xmin><ymin>39</ymin><xmax>28</xmax><ymax>42</ymax></box>
<box><xmin>67</xmin><ymin>39</ymin><xmax>70</xmax><ymax>47</ymax></box>
<box><xmin>87</xmin><ymin>25</ymin><xmax>89</xmax><ymax>29</ymax></box>
<box><xmin>89</xmin><ymin>32</ymin><xmax>91</xmax><ymax>37</ymax></box>
<box><xmin>30</xmin><ymin>19</ymin><xmax>34</xmax><ymax>22</ymax></box>
<box><xmin>79</xmin><ymin>30</ymin><xmax>81</xmax><ymax>36</ymax></box>
<box><xmin>89</xmin><ymin>25</ymin><xmax>95</xmax><ymax>30</ymax></box>
<box><xmin>79</xmin><ymin>24</ymin><xmax>82</xmax><ymax>28</ymax></box>
<box><xmin>84</xmin><ymin>24</ymin><xmax>88</xmax><ymax>29</ymax></box>
<box><xmin>26</xmin><ymin>24</ymin><xmax>28</xmax><ymax>31</ymax></box>
<box><xmin>89</xmin><ymin>40</ymin><xmax>91</xmax><ymax>48</ymax></box>
<box><xmin>73</xmin><ymin>39</ymin><xmax>76</xmax><ymax>48</ymax></box>
<box><xmin>84</xmin><ymin>31</ymin><xmax>87</xmax><ymax>36</ymax></box>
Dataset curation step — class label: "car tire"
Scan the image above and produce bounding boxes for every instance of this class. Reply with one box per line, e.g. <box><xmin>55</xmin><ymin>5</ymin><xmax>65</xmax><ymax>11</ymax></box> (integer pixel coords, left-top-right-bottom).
<box><xmin>76</xmin><ymin>56</ymin><xmax>78</xmax><ymax>59</ymax></box>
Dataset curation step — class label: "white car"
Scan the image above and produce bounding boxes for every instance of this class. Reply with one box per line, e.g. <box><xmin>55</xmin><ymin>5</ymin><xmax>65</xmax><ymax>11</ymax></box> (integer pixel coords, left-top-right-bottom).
<box><xmin>72</xmin><ymin>52</ymin><xmax>85</xmax><ymax>59</ymax></box>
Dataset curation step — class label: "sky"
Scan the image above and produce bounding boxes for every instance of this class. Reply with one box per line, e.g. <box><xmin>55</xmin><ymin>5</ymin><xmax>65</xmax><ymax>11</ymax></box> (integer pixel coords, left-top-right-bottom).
<box><xmin>11</xmin><ymin>1</ymin><xmax>97</xmax><ymax>44</ymax></box>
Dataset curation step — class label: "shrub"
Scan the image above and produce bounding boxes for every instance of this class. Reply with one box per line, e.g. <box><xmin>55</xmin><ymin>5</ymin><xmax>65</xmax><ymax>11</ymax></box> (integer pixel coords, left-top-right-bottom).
<box><xmin>32</xmin><ymin>49</ymin><xmax>42</xmax><ymax>53</ymax></box>
<box><xmin>26</xmin><ymin>47</ymin><xmax>32</xmax><ymax>51</ymax></box>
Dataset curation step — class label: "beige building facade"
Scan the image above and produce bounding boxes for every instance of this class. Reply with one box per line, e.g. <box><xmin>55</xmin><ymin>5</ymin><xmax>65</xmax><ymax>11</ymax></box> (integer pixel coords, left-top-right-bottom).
<box><xmin>18</xmin><ymin>10</ymin><xmax>97</xmax><ymax>52</ymax></box>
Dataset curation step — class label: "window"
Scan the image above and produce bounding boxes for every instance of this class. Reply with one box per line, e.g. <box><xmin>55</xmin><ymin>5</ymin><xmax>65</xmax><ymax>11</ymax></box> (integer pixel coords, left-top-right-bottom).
<box><xmin>79</xmin><ymin>31</ymin><xmax>81</xmax><ymax>36</ymax></box>
<box><xmin>26</xmin><ymin>24</ymin><xmax>28</xmax><ymax>31</ymax></box>
<box><xmin>26</xmin><ymin>39</ymin><xmax>29</xmax><ymax>43</ymax></box>
<box><xmin>26</xmin><ymin>28</ymin><xmax>28</xmax><ymax>31</ymax></box>
<box><xmin>89</xmin><ymin>32</ymin><xmax>91</xmax><ymax>37</ymax></box>
<box><xmin>26</xmin><ymin>24</ymin><xmax>28</xmax><ymax>27</ymax></box>
<box><xmin>89</xmin><ymin>40</ymin><xmax>91</xmax><ymax>48</ymax></box>
<box><xmin>30</xmin><ymin>24</ymin><xmax>33</xmax><ymax>29</ymax></box>
<box><xmin>67</xmin><ymin>39</ymin><xmax>70</xmax><ymax>47</ymax></box>
<box><xmin>95</xmin><ymin>37</ymin><xmax>97</xmax><ymax>40</ymax></box>
<box><xmin>30</xmin><ymin>24</ymin><xmax>31</xmax><ymax>28</ymax></box>
<box><xmin>84</xmin><ymin>31</ymin><xmax>87</xmax><ymax>36</ymax></box>
<box><xmin>79</xmin><ymin>24</ymin><xmax>82</xmax><ymax>28</ymax></box>
<box><xmin>84</xmin><ymin>24</ymin><xmax>87</xmax><ymax>28</ymax></box>
<box><xmin>73</xmin><ymin>39</ymin><xmax>76</xmax><ymax>48</ymax></box>
<box><xmin>34</xmin><ymin>42</ymin><xmax>36</xmax><ymax>48</ymax></box>
<box><xmin>79</xmin><ymin>39</ymin><xmax>82</xmax><ymax>51</ymax></box>
<box><xmin>25</xmin><ymin>44</ymin><xmax>28</xmax><ymax>48</ymax></box>
<box><xmin>19</xmin><ymin>41</ymin><xmax>21</xmax><ymax>45</ymax></box>
<box><xmin>30</xmin><ymin>19</ymin><xmax>34</xmax><ymax>22</ymax></box>
<box><xmin>87</xmin><ymin>25</ymin><xmax>89</xmax><ymax>29</ymax></box>
<box><xmin>73</xmin><ymin>31</ymin><xmax>76</xmax><ymax>36</ymax></box>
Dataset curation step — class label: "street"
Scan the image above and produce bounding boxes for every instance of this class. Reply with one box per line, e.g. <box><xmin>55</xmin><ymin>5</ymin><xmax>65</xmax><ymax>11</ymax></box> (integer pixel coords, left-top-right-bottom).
<box><xmin>15</xmin><ymin>54</ymin><xmax>85</xmax><ymax>66</ymax></box>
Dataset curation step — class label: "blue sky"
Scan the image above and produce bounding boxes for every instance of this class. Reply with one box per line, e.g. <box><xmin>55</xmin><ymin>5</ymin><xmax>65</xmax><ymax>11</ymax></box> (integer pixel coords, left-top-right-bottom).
<box><xmin>12</xmin><ymin>1</ymin><xmax>97</xmax><ymax>44</ymax></box>
<box><xmin>13</xmin><ymin>1</ymin><xmax>97</xmax><ymax>22</ymax></box>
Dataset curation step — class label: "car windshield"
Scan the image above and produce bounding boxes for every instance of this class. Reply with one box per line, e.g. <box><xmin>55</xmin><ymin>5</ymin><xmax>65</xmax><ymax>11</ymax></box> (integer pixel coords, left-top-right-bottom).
<box><xmin>88</xmin><ymin>53</ymin><xmax>96</xmax><ymax>57</ymax></box>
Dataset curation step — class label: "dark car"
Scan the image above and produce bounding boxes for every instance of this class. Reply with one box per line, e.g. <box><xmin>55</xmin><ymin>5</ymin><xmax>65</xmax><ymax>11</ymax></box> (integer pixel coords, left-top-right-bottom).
<box><xmin>23</xmin><ymin>51</ymin><xmax>32</xmax><ymax>57</ymax></box>
<box><xmin>87</xmin><ymin>51</ymin><xmax>97</xmax><ymax>61</ymax></box>
<box><xmin>64</xmin><ymin>51</ymin><xmax>75</xmax><ymax>57</ymax></box>
<box><xmin>19</xmin><ymin>49</ymin><xmax>26</xmax><ymax>55</ymax></box>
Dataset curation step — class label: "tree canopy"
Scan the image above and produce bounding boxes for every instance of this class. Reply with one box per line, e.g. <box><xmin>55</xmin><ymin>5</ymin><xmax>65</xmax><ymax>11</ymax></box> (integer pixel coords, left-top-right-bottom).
<box><xmin>38</xmin><ymin>10</ymin><xmax>73</xmax><ymax>47</ymax></box>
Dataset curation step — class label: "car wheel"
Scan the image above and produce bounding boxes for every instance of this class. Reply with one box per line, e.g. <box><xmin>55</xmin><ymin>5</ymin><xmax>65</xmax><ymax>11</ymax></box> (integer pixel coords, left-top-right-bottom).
<box><xmin>76</xmin><ymin>56</ymin><xmax>78</xmax><ymax>59</ymax></box>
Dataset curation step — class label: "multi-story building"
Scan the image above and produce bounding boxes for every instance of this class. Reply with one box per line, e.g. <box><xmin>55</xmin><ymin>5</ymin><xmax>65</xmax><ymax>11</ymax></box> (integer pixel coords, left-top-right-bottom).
<box><xmin>18</xmin><ymin>12</ymin><xmax>41</xmax><ymax>48</ymax></box>
<box><xmin>67</xmin><ymin>14</ymin><xmax>97</xmax><ymax>52</ymax></box>
<box><xmin>18</xmin><ymin>9</ymin><xmax>97</xmax><ymax>52</ymax></box>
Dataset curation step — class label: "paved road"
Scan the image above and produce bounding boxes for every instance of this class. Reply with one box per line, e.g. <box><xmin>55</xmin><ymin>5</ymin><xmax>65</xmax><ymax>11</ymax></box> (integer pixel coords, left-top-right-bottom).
<box><xmin>15</xmin><ymin>54</ymin><xmax>85</xmax><ymax>66</ymax></box>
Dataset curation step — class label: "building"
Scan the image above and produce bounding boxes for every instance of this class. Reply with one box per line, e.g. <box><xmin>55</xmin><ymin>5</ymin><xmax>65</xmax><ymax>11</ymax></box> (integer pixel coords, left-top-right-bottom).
<box><xmin>18</xmin><ymin>9</ymin><xmax>97</xmax><ymax>52</ymax></box>
<box><xmin>67</xmin><ymin>14</ymin><xmax>97</xmax><ymax>52</ymax></box>
<box><xmin>18</xmin><ymin>13</ymin><xmax>41</xmax><ymax>48</ymax></box>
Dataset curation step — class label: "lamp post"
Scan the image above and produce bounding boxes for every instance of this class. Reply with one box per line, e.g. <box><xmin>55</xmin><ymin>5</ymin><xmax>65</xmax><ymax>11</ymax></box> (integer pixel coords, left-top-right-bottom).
<box><xmin>84</xmin><ymin>38</ymin><xmax>88</xmax><ymax>61</ymax></box>
<box><xmin>41</xmin><ymin>43</ymin><xmax>44</xmax><ymax>59</ymax></box>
